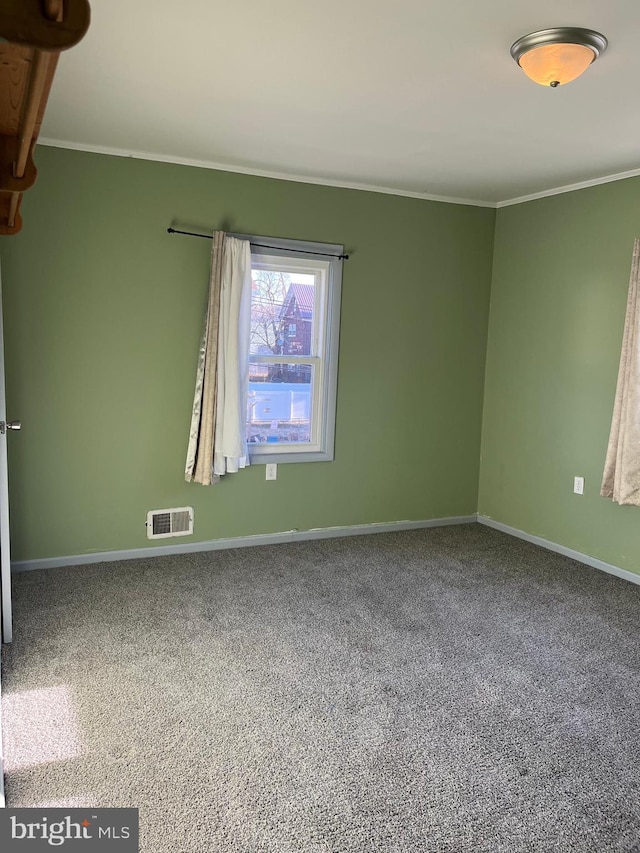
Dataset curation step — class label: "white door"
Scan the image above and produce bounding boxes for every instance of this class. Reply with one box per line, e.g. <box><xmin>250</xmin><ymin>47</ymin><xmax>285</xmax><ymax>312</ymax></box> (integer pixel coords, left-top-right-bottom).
<box><xmin>0</xmin><ymin>260</ymin><xmax>18</xmax><ymax>808</ymax></box>
<box><xmin>0</xmin><ymin>260</ymin><xmax>16</xmax><ymax>646</ymax></box>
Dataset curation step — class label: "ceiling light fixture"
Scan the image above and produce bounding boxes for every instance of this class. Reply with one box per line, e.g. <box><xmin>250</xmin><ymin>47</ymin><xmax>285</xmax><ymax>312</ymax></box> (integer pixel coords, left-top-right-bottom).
<box><xmin>510</xmin><ymin>27</ymin><xmax>607</xmax><ymax>87</ymax></box>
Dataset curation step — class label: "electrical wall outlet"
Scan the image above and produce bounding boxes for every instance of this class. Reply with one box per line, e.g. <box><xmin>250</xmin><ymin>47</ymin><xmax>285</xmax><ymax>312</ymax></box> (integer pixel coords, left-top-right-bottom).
<box><xmin>266</xmin><ymin>463</ymin><xmax>278</xmax><ymax>481</ymax></box>
<box><xmin>573</xmin><ymin>476</ymin><xmax>584</xmax><ymax>495</ymax></box>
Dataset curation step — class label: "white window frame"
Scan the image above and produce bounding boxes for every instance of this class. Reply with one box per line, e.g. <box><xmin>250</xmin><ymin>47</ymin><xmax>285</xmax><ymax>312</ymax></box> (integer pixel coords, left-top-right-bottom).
<box><xmin>234</xmin><ymin>233</ymin><xmax>344</xmax><ymax>464</ymax></box>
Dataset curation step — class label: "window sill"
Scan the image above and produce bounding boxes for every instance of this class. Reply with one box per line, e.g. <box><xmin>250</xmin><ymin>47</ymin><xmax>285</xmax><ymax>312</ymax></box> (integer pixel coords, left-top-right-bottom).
<box><xmin>248</xmin><ymin>449</ymin><xmax>334</xmax><ymax>464</ymax></box>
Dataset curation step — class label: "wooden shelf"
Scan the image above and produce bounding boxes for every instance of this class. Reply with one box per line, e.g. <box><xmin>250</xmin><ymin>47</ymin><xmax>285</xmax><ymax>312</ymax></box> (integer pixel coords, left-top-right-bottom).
<box><xmin>0</xmin><ymin>1</ymin><xmax>90</xmax><ymax>235</ymax></box>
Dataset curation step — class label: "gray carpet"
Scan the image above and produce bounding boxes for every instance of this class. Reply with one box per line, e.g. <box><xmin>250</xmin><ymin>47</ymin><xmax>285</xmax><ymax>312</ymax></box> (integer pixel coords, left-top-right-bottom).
<box><xmin>2</xmin><ymin>524</ymin><xmax>640</xmax><ymax>852</ymax></box>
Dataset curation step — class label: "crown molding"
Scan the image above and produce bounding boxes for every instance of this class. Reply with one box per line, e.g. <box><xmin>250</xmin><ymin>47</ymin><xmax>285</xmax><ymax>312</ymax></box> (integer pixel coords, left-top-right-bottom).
<box><xmin>36</xmin><ymin>138</ymin><xmax>494</xmax><ymax>208</ymax></box>
<box><xmin>35</xmin><ymin>138</ymin><xmax>640</xmax><ymax>210</ymax></box>
<box><xmin>497</xmin><ymin>166</ymin><xmax>640</xmax><ymax>207</ymax></box>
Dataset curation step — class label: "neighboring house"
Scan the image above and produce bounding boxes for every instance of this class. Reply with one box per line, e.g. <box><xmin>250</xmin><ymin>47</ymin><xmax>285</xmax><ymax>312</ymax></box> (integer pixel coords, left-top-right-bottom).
<box><xmin>279</xmin><ymin>283</ymin><xmax>313</xmax><ymax>357</ymax></box>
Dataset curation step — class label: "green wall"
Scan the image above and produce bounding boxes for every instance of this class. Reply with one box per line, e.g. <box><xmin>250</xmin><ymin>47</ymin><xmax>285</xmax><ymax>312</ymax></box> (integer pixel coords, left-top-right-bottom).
<box><xmin>479</xmin><ymin>178</ymin><xmax>640</xmax><ymax>573</ymax></box>
<box><xmin>4</xmin><ymin>147</ymin><xmax>638</xmax><ymax>573</ymax></box>
<box><xmin>1</xmin><ymin>147</ymin><xmax>495</xmax><ymax>561</ymax></box>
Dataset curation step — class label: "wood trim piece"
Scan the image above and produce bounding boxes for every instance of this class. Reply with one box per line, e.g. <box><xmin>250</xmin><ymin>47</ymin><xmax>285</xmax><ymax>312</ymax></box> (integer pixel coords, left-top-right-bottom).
<box><xmin>0</xmin><ymin>1</ymin><xmax>88</xmax><ymax>234</ymax></box>
<box><xmin>7</xmin><ymin>192</ymin><xmax>20</xmax><ymax>229</ymax></box>
<box><xmin>43</xmin><ymin>1</ymin><xmax>65</xmax><ymax>24</ymax></box>
<box><xmin>0</xmin><ymin>135</ymin><xmax>37</xmax><ymax>192</ymax></box>
<box><xmin>0</xmin><ymin>45</ymin><xmax>31</xmax><ymax>138</ymax></box>
<box><xmin>0</xmin><ymin>0</ymin><xmax>90</xmax><ymax>52</ymax></box>
<box><xmin>16</xmin><ymin>50</ymin><xmax>53</xmax><ymax>178</ymax></box>
<box><xmin>0</xmin><ymin>194</ymin><xmax>22</xmax><ymax>235</ymax></box>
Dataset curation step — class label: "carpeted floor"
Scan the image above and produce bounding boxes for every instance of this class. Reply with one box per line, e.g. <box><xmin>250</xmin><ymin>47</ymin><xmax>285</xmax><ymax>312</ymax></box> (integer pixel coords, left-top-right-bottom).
<box><xmin>2</xmin><ymin>524</ymin><xmax>640</xmax><ymax>852</ymax></box>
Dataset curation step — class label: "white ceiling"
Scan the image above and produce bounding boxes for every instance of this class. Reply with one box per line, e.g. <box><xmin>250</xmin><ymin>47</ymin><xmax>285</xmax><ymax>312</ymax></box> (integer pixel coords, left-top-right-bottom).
<box><xmin>40</xmin><ymin>0</ymin><xmax>640</xmax><ymax>206</ymax></box>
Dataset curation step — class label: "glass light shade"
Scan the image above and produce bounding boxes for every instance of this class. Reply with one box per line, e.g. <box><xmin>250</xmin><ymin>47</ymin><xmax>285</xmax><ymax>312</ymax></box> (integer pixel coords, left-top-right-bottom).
<box><xmin>518</xmin><ymin>42</ymin><xmax>596</xmax><ymax>86</ymax></box>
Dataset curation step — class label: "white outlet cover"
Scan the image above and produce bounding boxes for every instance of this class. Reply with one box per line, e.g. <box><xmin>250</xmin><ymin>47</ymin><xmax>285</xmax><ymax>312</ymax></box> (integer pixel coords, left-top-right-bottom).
<box><xmin>573</xmin><ymin>477</ymin><xmax>584</xmax><ymax>495</ymax></box>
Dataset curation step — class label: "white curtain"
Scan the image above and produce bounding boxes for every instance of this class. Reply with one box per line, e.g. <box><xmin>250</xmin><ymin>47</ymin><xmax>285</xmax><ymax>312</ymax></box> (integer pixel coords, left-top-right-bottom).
<box><xmin>601</xmin><ymin>238</ymin><xmax>640</xmax><ymax>506</ymax></box>
<box><xmin>185</xmin><ymin>232</ymin><xmax>252</xmax><ymax>484</ymax></box>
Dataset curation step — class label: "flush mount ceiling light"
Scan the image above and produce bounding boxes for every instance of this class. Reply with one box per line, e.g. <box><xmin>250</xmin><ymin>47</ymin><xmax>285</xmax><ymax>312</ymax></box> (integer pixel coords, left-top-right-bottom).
<box><xmin>510</xmin><ymin>27</ymin><xmax>607</xmax><ymax>87</ymax></box>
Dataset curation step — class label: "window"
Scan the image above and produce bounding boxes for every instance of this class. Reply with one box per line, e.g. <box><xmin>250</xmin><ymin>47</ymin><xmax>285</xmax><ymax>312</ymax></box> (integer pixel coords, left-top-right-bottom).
<box><xmin>234</xmin><ymin>233</ymin><xmax>343</xmax><ymax>464</ymax></box>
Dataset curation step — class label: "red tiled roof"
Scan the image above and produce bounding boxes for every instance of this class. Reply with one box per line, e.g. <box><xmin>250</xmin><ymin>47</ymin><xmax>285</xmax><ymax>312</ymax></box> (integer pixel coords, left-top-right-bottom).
<box><xmin>288</xmin><ymin>283</ymin><xmax>314</xmax><ymax>315</ymax></box>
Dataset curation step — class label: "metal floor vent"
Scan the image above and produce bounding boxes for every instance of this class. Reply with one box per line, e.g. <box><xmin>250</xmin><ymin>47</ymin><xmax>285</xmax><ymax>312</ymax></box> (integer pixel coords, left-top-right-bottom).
<box><xmin>146</xmin><ymin>507</ymin><xmax>194</xmax><ymax>539</ymax></box>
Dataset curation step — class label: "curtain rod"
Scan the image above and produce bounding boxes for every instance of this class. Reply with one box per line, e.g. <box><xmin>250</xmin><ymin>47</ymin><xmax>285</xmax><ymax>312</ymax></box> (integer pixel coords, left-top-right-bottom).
<box><xmin>167</xmin><ymin>227</ymin><xmax>349</xmax><ymax>260</ymax></box>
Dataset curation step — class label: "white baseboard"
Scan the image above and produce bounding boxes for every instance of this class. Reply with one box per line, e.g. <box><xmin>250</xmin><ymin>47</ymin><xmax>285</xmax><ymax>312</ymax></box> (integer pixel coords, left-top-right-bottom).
<box><xmin>477</xmin><ymin>515</ymin><xmax>640</xmax><ymax>586</ymax></box>
<box><xmin>12</xmin><ymin>515</ymin><xmax>477</xmax><ymax>572</ymax></box>
<box><xmin>17</xmin><ymin>514</ymin><xmax>636</xmax><ymax>584</ymax></box>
